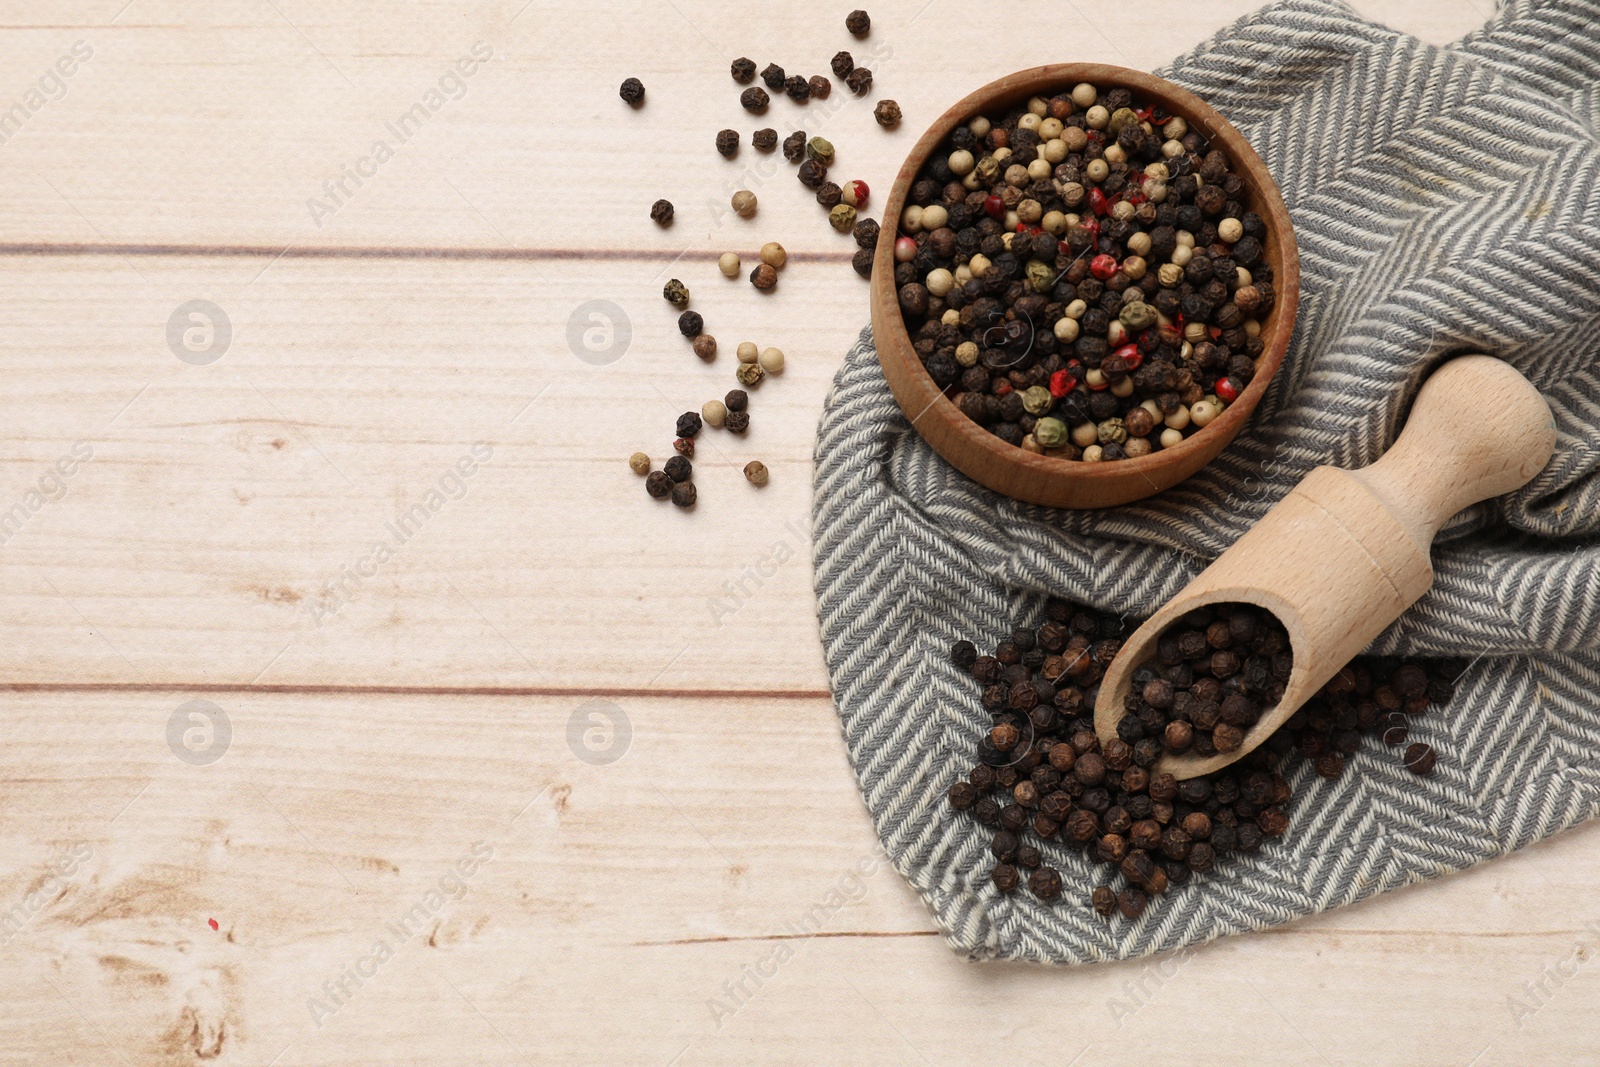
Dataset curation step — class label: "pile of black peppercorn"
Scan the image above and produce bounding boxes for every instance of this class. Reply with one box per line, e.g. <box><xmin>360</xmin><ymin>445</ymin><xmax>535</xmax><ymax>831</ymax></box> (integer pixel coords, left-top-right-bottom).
<box><xmin>946</xmin><ymin>599</ymin><xmax>1452</xmax><ymax>918</ymax></box>
<box><xmin>897</xmin><ymin>81</ymin><xmax>1276</xmax><ymax>461</ymax></box>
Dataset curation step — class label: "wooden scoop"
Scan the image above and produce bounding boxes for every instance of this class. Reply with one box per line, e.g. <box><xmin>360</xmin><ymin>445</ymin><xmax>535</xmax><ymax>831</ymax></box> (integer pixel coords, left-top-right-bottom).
<box><xmin>1093</xmin><ymin>355</ymin><xmax>1555</xmax><ymax>779</ymax></box>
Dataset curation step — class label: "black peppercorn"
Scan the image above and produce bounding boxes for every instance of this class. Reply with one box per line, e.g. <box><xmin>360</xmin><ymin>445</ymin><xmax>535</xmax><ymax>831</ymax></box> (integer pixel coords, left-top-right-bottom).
<box><xmin>991</xmin><ymin>864</ymin><xmax>1019</xmax><ymax>893</ymax></box>
<box><xmin>731</xmin><ymin>57</ymin><xmax>756</xmax><ymax>83</ymax></box>
<box><xmin>650</xmin><ymin>199</ymin><xmax>673</xmax><ymax>226</ymax></box>
<box><xmin>618</xmin><ymin>77</ymin><xmax>645</xmax><ymax>106</ymax></box>
<box><xmin>784</xmin><ymin>74</ymin><xmax>809</xmax><ymax>102</ymax></box>
<box><xmin>725</xmin><ymin>410</ymin><xmax>749</xmax><ymax>434</ymax></box>
<box><xmin>724</xmin><ymin>389</ymin><xmax>748</xmax><ymax>413</ymax></box>
<box><xmin>797</xmin><ymin>159</ymin><xmax>827</xmax><ymax>188</ymax></box>
<box><xmin>677</xmin><ymin>311</ymin><xmax>703</xmax><ymax>337</ymax></box>
<box><xmin>874</xmin><ymin>99</ymin><xmax>901</xmax><ymax>127</ymax></box>
<box><xmin>854</xmin><ymin>218</ymin><xmax>880</xmax><ymax>249</ymax></box>
<box><xmin>645</xmin><ymin>471</ymin><xmax>672</xmax><ymax>499</ymax></box>
<box><xmin>752</xmin><ymin>128</ymin><xmax>777</xmax><ymax>151</ymax></box>
<box><xmin>845</xmin><ymin>9</ymin><xmax>870</xmax><ymax>35</ymax></box>
<box><xmin>716</xmin><ymin>129</ymin><xmax>739</xmax><ymax>158</ymax></box>
<box><xmin>750</xmin><ymin>263</ymin><xmax>778</xmax><ymax>290</ymax></box>
<box><xmin>831</xmin><ymin>51</ymin><xmax>854</xmax><ymax>78</ymax></box>
<box><xmin>783</xmin><ymin>130</ymin><xmax>807</xmax><ymax>162</ymax></box>
<box><xmin>816</xmin><ymin>181</ymin><xmax>842</xmax><ymax>208</ymax></box>
<box><xmin>809</xmin><ymin>75</ymin><xmax>831</xmax><ymax>99</ymax></box>
<box><xmin>845</xmin><ymin>67</ymin><xmax>872</xmax><ymax>95</ymax></box>
<box><xmin>740</xmin><ymin>86</ymin><xmax>769</xmax><ymax>112</ymax></box>
<box><xmin>1405</xmin><ymin>742</ymin><xmax>1437</xmax><ymax>775</ymax></box>
<box><xmin>663</xmin><ymin>455</ymin><xmax>691</xmax><ymax>483</ymax></box>
<box><xmin>1028</xmin><ymin>866</ymin><xmax>1062</xmax><ymax>900</ymax></box>
<box><xmin>760</xmin><ymin>63</ymin><xmax>785</xmax><ymax>90</ymax></box>
<box><xmin>675</xmin><ymin>411</ymin><xmax>702</xmax><ymax>438</ymax></box>
<box><xmin>1117</xmin><ymin>887</ymin><xmax>1147</xmax><ymax>919</ymax></box>
<box><xmin>670</xmin><ymin>481</ymin><xmax>696</xmax><ymax>508</ymax></box>
<box><xmin>853</xmin><ymin>248</ymin><xmax>874</xmax><ymax>277</ymax></box>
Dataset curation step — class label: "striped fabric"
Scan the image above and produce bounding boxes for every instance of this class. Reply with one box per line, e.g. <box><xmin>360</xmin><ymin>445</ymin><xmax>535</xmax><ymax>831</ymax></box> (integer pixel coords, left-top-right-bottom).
<box><xmin>812</xmin><ymin>0</ymin><xmax>1600</xmax><ymax>963</ymax></box>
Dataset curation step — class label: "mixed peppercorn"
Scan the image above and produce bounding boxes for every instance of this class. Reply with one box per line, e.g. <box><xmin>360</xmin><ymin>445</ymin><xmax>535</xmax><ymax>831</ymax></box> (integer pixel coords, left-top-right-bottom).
<box><xmin>895</xmin><ymin>82</ymin><xmax>1275</xmax><ymax>461</ymax></box>
<box><xmin>947</xmin><ymin>599</ymin><xmax>1453</xmax><ymax>917</ymax></box>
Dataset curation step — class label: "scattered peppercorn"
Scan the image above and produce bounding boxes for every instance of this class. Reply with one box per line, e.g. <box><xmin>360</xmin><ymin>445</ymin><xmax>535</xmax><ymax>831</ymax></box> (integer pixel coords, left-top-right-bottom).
<box><xmin>737</xmin><ymin>362</ymin><xmax>765</xmax><ymax>386</ymax></box>
<box><xmin>628</xmin><ymin>452</ymin><xmax>650</xmax><ymax>475</ymax></box>
<box><xmin>750</xmin><ymin>263</ymin><xmax>778</xmax><ymax>290</ymax></box>
<box><xmin>1404</xmin><ymin>743</ymin><xmax>1437</xmax><ymax>776</ymax></box>
<box><xmin>853</xmin><ymin>218</ymin><xmax>880</xmax><ymax>248</ymax></box>
<box><xmin>678</xmin><ymin>311</ymin><xmax>703</xmax><ymax>337</ymax></box>
<box><xmin>852</xmin><ymin>247</ymin><xmax>874</xmax><ymax>277</ymax></box>
<box><xmin>731</xmin><ymin>57</ymin><xmax>756</xmax><ymax>83</ymax></box>
<box><xmin>783</xmin><ymin>130</ymin><xmax>807</xmax><ymax>162</ymax></box>
<box><xmin>752</xmin><ymin>127</ymin><xmax>777</xmax><ymax>151</ymax></box>
<box><xmin>692</xmin><ymin>334</ymin><xmax>717</xmax><ymax>360</ymax></box>
<box><xmin>761</xmin><ymin>63</ymin><xmax>785</xmax><ymax>90</ymax></box>
<box><xmin>663</xmin><ymin>455</ymin><xmax>691</xmax><ymax>483</ymax></box>
<box><xmin>702</xmin><ymin>400</ymin><xmax>726</xmax><ymax>428</ymax></box>
<box><xmin>740</xmin><ymin>87</ymin><xmax>769</xmax><ymax>112</ymax></box>
<box><xmin>808</xmin><ymin>75</ymin><xmax>831</xmax><ymax>99</ymax></box>
<box><xmin>719</xmin><ymin>252</ymin><xmax>741</xmax><ymax>277</ymax></box>
<box><xmin>732</xmin><ymin>189</ymin><xmax>758</xmax><ymax>217</ymax></box>
<box><xmin>798</xmin><ymin>159</ymin><xmax>827</xmax><ymax>188</ymax></box>
<box><xmin>645</xmin><ymin>470</ymin><xmax>672</xmax><ymax>498</ymax></box>
<box><xmin>760</xmin><ymin>242</ymin><xmax>787</xmax><ymax>268</ymax></box>
<box><xmin>663</xmin><ymin>278</ymin><xmax>689</xmax><ymax>307</ymax></box>
<box><xmin>619</xmin><ymin>77</ymin><xmax>645</xmax><ymax>106</ymax></box>
<box><xmin>673</xmin><ymin>437</ymin><xmax>694</xmax><ymax>457</ymax></box>
<box><xmin>845</xmin><ymin>67</ymin><xmax>872</xmax><ymax>95</ymax></box>
<box><xmin>874</xmin><ymin>99</ymin><xmax>902</xmax><ymax>127</ymax></box>
<box><xmin>744</xmin><ymin>460</ymin><xmax>769</xmax><ymax>485</ymax></box>
<box><xmin>841</xmin><ymin>179</ymin><xmax>869</xmax><ymax>209</ymax></box>
<box><xmin>725</xmin><ymin>389</ymin><xmax>748</xmax><ymax>412</ymax></box>
<box><xmin>816</xmin><ymin>181</ymin><xmax>842</xmax><ymax>209</ymax></box>
<box><xmin>846</xmin><ymin>9</ymin><xmax>870</xmax><ymax>35</ymax></box>
<box><xmin>670</xmin><ymin>481</ymin><xmax>696</xmax><ymax>508</ymax></box>
<box><xmin>758</xmin><ymin>347</ymin><xmax>784</xmax><ymax>373</ymax></box>
<box><xmin>716</xmin><ymin>129</ymin><xmax>739</xmax><ymax>157</ymax></box>
<box><xmin>725</xmin><ymin>410</ymin><xmax>750</xmax><ymax>433</ymax></box>
<box><xmin>650</xmin><ymin>199</ymin><xmax>673</xmax><ymax>226</ymax></box>
<box><xmin>784</xmin><ymin>74</ymin><xmax>810</xmax><ymax>102</ymax></box>
<box><xmin>944</xmin><ymin>597</ymin><xmax>1458</xmax><ymax>917</ymax></box>
<box><xmin>736</xmin><ymin>341</ymin><xmax>759</xmax><ymax>363</ymax></box>
<box><xmin>830</xmin><ymin>203</ymin><xmax>857</xmax><ymax>233</ymax></box>
<box><xmin>676</xmin><ymin>411</ymin><xmax>702</xmax><ymax>438</ymax></box>
<box><xmin>831</xmin><ymin>51</ymin><xmax>854</xmax><ymax>78</ymax></box>
<box><xmin>805</xmin><ymin>136</ymin><xmax>835</xmax><ymax>166</ymax></box>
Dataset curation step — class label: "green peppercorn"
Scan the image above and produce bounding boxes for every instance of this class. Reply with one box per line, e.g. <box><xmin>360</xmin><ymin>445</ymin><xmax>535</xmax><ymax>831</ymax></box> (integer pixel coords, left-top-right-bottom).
<box><xmin>829</xmin><ymin>203</ymin><xmax>857</xmax><ymax>232</ymax></box>
<box><xmin>806</xmin><ymin>136</ymin><xmax>835</xmax><ymax>167</ymax></box>
<box><xmin>628</xmin><ymin>452</ymin><xmax>650</xmax><ymax>475</ymax></box>
<box><xmin>1022</xmin><ymin>386</ymin><xmax>1054</xmax><ymax>416</ymax></box>
<box><xmin>743</xmin><ymin>460</ymin><xmax>769</xmax><ymax>486</ymax></box>
<box><xmin>737</xmin><ymin>362</ymin><xmax>765</xmax><ymax>386</ymax></box>
<box><xmin>663</xmin><ymin>279</ymin><xmax>689</xmax><ymax>307</ymax></box>
<box><xmin>1098</xmin><ymin>418</ymin><xmax>1127</xmax><ymax>445</ymax></box>
<box><xmin>1026</xmin><ymin>259</ymin><xmax>1054</xmax><ymax>293</ymax></box>
<box><xmin>1034</xmin><ymin>418</ymin><xmax>1068</xmax><ymax>448</ymax></box>
<box><xmin>1120</xmin><ymin>300</ymin><xmax>1157</xmax><ymax>330</ymax></box>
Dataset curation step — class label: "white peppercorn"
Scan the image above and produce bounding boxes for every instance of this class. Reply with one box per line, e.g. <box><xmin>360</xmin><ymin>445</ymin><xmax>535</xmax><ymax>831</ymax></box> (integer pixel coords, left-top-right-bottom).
<box><xmin>1053</xmin><ymin>317</ymin><xmax>1079</xmax><ymax>342</ymax></box>
<box><xmin>925</xmin><ymin>268</ymin><xmax>954</xmax><ymax>297</ymax></box>
<box><xmin>702</xmin><ymin>400</ymin><xmax>727</xmax><ymax>428</ymax></box>
<box><xmin>629</xmin><ymin>452</ymin><xmax>650</xmax><ymax>475</ymax></box>
<box><xmin>1071</xmin><ymin>83</ymin><xmax>1097</xmax><ymax>108</ymax></box>
<box><xmin>719</xmin><ymin>252</ymin><xmax>741</xmax><ymax>278</ymax></box>
<box><xmin>758</xmin><ymin>347</ymin><xmax>784</xmax><ymax>373</ymax></box>
<box><xmin>1085</xmin><ymin>105</ymin><xmax>1109</xmax><ymax>130</ymax></box>
<box><xmin>1165</xmin><ymin>405</ymin><xmax>1191</xmax><ymax>430</ymax></box>
<box><xmin>1190</xmin><ymin>399</ymin><xmax>1222</xmax><ymax>427</ymax></box>
<box><xmin>736</xmin><ymin>341</ymin><xmax>759</xmax><ymax>363</ymax></box>
<box><xmin>920</xmin><ymin>204</ymin><xmax>949</xmax><ymax>230</ymax></box>
<box><xmin>1160</xmin><ymin>427</ymin><xmax>1184</xmax><ymax>448</ymax></box>
<box><xmin>1071</xmin><ymin>421</ymin><xmax>1099</xmax><ymax>448</ymax></box>
<box><xmin>1081</xmin><ymin>444</ymin><xmax>1104</xmax><ymax>462</ymax></box>
<box><xmin>1085</xmin><ymin>159</ymin><xmax>1109</xmax><ymax>182</ymax></box>
<box><xmin>948</xmin><ymin>149</ymin><xmax>974</xmax><ymax>175</ymax></box>
<box><xmin>732</xmin><ymin>190</ymin><xmax>758</xmax><ymax>218</ymax></box>
<box><xmin>955</xmin><ymin>341</ymin><xmax>979</xmax><ymax>367</ymax></box>
<box><xmin>760</xmin><ymin>242</ymin><xmax>787</xmax><ymax>268</ymax></box>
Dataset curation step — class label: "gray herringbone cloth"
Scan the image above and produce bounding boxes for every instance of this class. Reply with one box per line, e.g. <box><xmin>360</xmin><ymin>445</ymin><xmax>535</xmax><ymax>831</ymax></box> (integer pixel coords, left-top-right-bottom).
<box><xmin>812</xmin><ymin>0</ymin><xmax>1600</xmax><ymax>964</ymax></box>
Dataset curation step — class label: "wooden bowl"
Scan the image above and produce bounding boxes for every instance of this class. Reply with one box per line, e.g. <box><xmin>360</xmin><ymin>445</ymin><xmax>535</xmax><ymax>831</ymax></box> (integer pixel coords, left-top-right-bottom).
<box><xmin>871</xmin><ymin>64</ymin><xmax>1299</xmax><ymax>509</ymax></box>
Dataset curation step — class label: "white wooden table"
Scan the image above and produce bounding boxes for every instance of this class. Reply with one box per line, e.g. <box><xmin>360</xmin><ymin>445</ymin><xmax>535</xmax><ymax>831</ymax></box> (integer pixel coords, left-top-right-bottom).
<box><xmin>1</xmin><ymin>2</ymin><xmax>1590</xmax><ymax>1064</ymax></box>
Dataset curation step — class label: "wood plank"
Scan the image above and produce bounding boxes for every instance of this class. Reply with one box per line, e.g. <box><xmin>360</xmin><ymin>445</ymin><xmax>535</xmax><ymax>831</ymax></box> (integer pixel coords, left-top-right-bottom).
<box><xmin>0</xmin><ymin>0</ymin><xmax>1484</xmax><ymax>251</ymax></box>
<box><xmin>0</xmin><ymin>690</ymin><xmax>1595</xmax><ymax>1066</ymax></box>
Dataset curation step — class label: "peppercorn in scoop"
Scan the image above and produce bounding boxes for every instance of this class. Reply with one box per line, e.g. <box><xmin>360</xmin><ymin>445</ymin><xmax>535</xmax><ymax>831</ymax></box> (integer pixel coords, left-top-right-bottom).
<box><xmin>898</xmin><ymin>82</ymin><xmax>1276</xmax><ymax>461</ymax></box>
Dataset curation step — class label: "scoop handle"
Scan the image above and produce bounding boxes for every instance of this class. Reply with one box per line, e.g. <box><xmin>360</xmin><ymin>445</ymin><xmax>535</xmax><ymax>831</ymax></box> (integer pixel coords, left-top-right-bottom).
<box><xmin>1350</xmin><ymin>356</ymin><xmax>1555</xmax><ymax>549</ymax></box>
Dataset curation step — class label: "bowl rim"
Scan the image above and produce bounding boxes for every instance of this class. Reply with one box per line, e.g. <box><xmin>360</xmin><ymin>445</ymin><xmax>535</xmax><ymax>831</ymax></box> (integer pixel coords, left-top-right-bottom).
<box><xmin>872</xmin><ymin>62</ymin><xmax>1300</xmax><ymax>497</ymax></box>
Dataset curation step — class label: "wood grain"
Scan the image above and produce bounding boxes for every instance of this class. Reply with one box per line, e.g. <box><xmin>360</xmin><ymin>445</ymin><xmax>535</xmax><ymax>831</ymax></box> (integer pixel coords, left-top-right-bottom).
<box><xmin>0</xmin><ymin>1</ymin><xmax>1573</xmax><ymax>1064</ymax></box>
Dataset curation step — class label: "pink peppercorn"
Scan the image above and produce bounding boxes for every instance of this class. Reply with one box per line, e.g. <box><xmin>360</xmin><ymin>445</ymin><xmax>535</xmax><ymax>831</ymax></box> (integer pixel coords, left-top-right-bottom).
<box><xmin>1090</xmin><ymin>254</ymin><xmax>1119</xmax><ymax>280</ymax></box>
